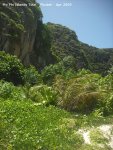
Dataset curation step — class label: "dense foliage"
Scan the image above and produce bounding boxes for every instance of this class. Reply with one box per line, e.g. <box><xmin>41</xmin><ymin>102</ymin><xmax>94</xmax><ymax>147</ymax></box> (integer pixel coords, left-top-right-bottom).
<box><xmin>53</xmin><ymin>70</ymin><xmax>113</xmax><ymax>115</ymax></box>
<box><xmin>23</xmin><ymin>66</ymin><xmax>42</xmax><ymax>86</ymax></box>
<box><xmin>0</xmin><ymin>0</ymin><xmax>55</xmax><ymax>70</ymax></box>
<box><xmin>0</xmin><ymin>81</ymin><xmax>26</xmax><ymax>100</ymax></box>
<box><xmin>47</xmin><ymin>23</ymin><xmax>113</xmax><ymax>75</ymax></box>
<box><xmin>29</xmin><ymin>85</ymin><xmax>58</xmax><ymax>106</ymax></box>
<box><xmin>0</xmin><ymin>49</ymin><xmax>113</xmax><ymax>150</ymax></box>
<box><xmin>1</xmin><ymin>51</ymin><xmax>113</xmax><ymax>115</ymax></box>
<box><xmin>0</xmin><ymin>100</ymin><xmax>84</xmax><ymax>149</ymax></box>
<box><xmin>0</xmin><ymin>1</ymin><xmax>113</xmax><ymax>148</ymax></box>
<box><xmin>42</xmin><ymin>56</ymin><xmax>76</xmax><ymax>84</ymax></box>
<box><xmin>0</xmin><ymin>0</ymin><xmax>42</xmax><ymax>39</ymax></box>
<box><xmin>0</xmin><ymin>51</ymin><xmax>41</xmax><ymax>85</ymax></box>
<box><xmin>0</xmin><ymin>51</ymin><xmax>24</xmax><ymax>85</ymax></box>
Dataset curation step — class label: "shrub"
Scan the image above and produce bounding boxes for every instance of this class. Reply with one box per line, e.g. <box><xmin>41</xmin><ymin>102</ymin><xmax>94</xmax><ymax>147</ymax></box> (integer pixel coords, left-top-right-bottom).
<box><xmin>42</xmin><ymin>56</ymin><xmax>76</xmax><ymax>84</ymax></box>
<box><xmin>76</xmin><ymin>68</ymin><xmax>91</xmax><ymax>77</ymax></box>
<box><xmin>0</xmin><ymin>81</ymin><xmax>14</xmax><ymax>99</ymax></box>
<box><xmin>0</xmin><ymin>81</ymin><xmax>26</xmax><ymax>100</ymax></box>
<box><xmin>0</xmin><ymin>51</ymin><xmax>24</xmax><ymax>85</ymax></box>
<box><xmin>41</xmin><ymin>63</ymin><xmax>64</xmax><ymax>84</ymax></box>
<box><xmin>53</xmin><ymin>75</ymin><xmax>67</xmax><ymax>107</ymax></box>
<box><xmin>23</xmin><ymin>65</ymin><xmax>42</xmax><ymax>86</ymax></box>
<box><xmin>60</xmin><ymin>55</ymin><xmax>76</xmax><ymax>70</ymax></box>
<box><xmin>63</xmin><ymin>75</ymin><xmax>100</xmax><ymax>113</ymax></box>
<box><xmin>0</xmin><ymin>51</ymin><xmax>42</xmax><ymax>86</ymax></box>
<box><xmin>97</xmin><ymin>74</ymin><xmax>113</xmax><ymax>115</ymax></box>
<box><xmin>53</xmin><ymin>71</ymin><xmax>101</xmax><ymax>113</ymax></box>
<box><xmin>98</xmin><ymin>74</ymin><xmax>113</xmax><ymax>90</ymax></box>
<box><xmin>29</xmin><ymin>85</ymin><xmax>58</xmax><ymax>106</ymax></box>
<box><xmin>98</xmin><ymin>92</ymin><xmax>113</xmax><ymax>115</ymax></box>
<box><xmin>63</xmin><ymin>91</ymin><xmax>100</xmax><ymax>113</ymax></box>
<box><xmin>61</xmin><ymin>70</ymin><xmax>113</xmax><ymax>115</ymax></box>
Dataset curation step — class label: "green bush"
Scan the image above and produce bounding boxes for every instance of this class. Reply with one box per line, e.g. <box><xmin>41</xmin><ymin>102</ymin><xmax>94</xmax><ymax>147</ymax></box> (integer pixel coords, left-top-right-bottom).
<box><xmin>63</xmin><ymin>91</ymin><xmax>100</xmax><ymax>113</ymax></box>
<box><xmin>41</xmin><ymin>63</ymin><xmax>64</xmax><ymax>84</ymax></box>
<box><xmin>42</xmin><ymin>56</ymin><xmax>75</xmax><ymax>84</ymax></box>
<box><xmin>63</xmin><ymin>75</ymin><xmax>100</xmax><ymax>113</ymax></box>
<box><xmin>53</xmin><ymin>70</ymin><xmax>113</xmax><ymax>115</ymax></box>
<box><xmin>29</xmin><ymin>85</ymin><xmax>58</xmax><ymax>106</ymax></box>
<box><xmin>53</xmin><ymin>71</ymin><xmax>101</xmax><ymax>113</ymax></box>
<box><xmin>98</xmin><ymin>92</ymin><xmax>113</xmax><ymax>115</ymax></box>
<box><xmin>0</xmin><ymin>51</ymin><xmax>24</xmax><ymax>85</ymax></box>
<box><xmin>0</xmin><ymin>81</ymin><xmax>26</xmax><ymax>100</ymax></box>
<box><xmin>60</xmin><ymin>55</ymin><xmax>76</xmax><ymax>70</ymax></box>
<box><xmin>97</xmin><ymin>74</ymin><xmax>113</xmax><ymax>115</ymax></box>
<box><xmin>0</xmin><ymin>51</ymin><xmax>42</xmax><ymax>86</ymax></box>
<box><xmin>23</xmin><ymin>65</ymin><xmax>42</xmax><ymax>86</ymax></box>
<box><xmin>53</xmin><ymin>75</ymin><xmax>67</xmax><ymax>107</ymax></box>
<box><xmin>76</xmin><ymin>68</ymin><xmax>91</xmax><ymax>77</ymax></box>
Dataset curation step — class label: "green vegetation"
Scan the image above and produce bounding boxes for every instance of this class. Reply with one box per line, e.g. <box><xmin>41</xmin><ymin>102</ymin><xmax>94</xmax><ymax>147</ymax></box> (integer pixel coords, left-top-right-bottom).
<box><xmin>23</xmin><ymin>66</ymin><xmax>42</xmax><ymax>86</ymax></box>
<box><xmin>0</xmin><ymin>81</ymin><xmax>26</xmax><ymax>100</ymax></box>
<box><xmin>0</xmin><ymin>99</ymin><xmax>113</xmax><ymax>149</ymax></box>
<box><xmin>0</xmin><ymin>51</ymin><xmax>113</xmax><ymax>149</ymax></box>
<box><xmin>0</xmin><ymin>51</ymin><xmax>41</xmax><ymax>85</ymax></box>
<box><xmin>0</xmin><ymin>0</ymin><xmax>42</xmax><ymax>35</ymax></box>
<box><xmin>47</xmin><ymin>23</ymin><xmax>113</xmax><ymax>75</ymax></box>
<box><xmin>90</xmin><ymin>129</ymin><xmax>108</xmax><ymax>145</ymax></box>
<box><xmin>42</xmin><ymin>56</ymin><xmax>76</xmax><ymax>84</ymax></box>
<box><xmin>53</xmin><ymin>69</ymin><xmax>113</xmax><ymax>115</ymax></box>
<box><xmin>32</xmin><ymin>23</ymin><xmax>55</xmax><ymax>69</ymax></box>
<box><xmin>0</xmin><ymin>0</ymin><xmax>113</xmax><ymax>149</ymax></box>
<box><xmin>29</xmin><ymin>85</ymin><xmax>58</xmax><ymax>105</ymax></box>
<box><xmin>0</xmin><ymin>7</ymin><xmax>24</xmax><ymax>40</ymax></box>
<box><xmin>0</xmin><ymin>100</ymin><xmax>82</xmax><ymax>150</ymax></box>
<box><xmin>0</xmin><ymin>51</ymin><xmax>24</xmax><ymax>85</ymax></box>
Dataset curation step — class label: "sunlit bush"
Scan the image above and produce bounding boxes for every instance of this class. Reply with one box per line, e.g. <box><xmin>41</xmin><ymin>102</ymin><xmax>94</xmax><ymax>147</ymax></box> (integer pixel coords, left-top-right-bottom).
<box><xmin>53</xmin><ymin>71</ymin><xmax>102</xmax><ymax>113</ymax></box>
<box><xmin>29</xmin><ymin>85</ymin><xmax>58</xmax><ymax>106</ymax></box>
<box><xmin>0</xmin><ymin>81</ymin><xmax>26</xmax><ymax>100</ymax></box>
<box><xmin>0</xmin><ymin>51</ymin><xmax>24</xmax><ymax>85</ymax></box>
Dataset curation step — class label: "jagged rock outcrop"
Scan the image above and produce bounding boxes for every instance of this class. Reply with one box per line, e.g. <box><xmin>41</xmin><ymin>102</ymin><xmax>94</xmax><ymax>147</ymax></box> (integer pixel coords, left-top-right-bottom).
<box><xmin>0</xmin><ymin>0</ymin><xmax>54</xmax><ymax>69</ymax></box>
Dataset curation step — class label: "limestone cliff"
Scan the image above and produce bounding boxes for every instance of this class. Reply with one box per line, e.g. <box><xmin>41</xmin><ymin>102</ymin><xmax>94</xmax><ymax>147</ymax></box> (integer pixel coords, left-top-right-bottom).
<box><xmin>47</xmin><ymin>23</ymin><xmax>113</xmax><ymax>74</ymax></box>
<box><xmin>0</xmin><ymin>1</ymin><xmax>113</xmax><ymax>74</ymax></box>
<box><xmin>0</xmin><ymin>0</ymin><xmax>54</xmax><ymax>69</ymax></box>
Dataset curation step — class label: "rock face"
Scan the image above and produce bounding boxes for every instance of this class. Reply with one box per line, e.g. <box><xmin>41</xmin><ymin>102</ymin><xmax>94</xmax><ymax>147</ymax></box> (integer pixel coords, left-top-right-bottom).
<box><xmin>0</xmin><ymin>0</ymin><xmax>54</xmax><ymax>69</ymax></box>
<box><xmin>0</xmin><ymin>1</ymin><xmax>113</xmax><ymax>74</ymax></box>
<box><xmin>31</xmin><ymin>21</ymin><xmax>55</xmax><ymax>70</ymax></box>
<box><xmin>47</xmin><ymin>23</ymin><xmax>113</xmax><ymax>74</ymax></box>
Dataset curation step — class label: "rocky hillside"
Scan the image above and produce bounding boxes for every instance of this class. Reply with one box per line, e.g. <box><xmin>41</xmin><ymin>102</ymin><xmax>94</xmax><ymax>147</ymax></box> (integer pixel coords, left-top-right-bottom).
<box><xmin>0</xmin><ymin>1</ymin><xmax>113</xmax><ymax>74</ymax></box>
<box><xmin>0</xmin><ymin>0</ymin><xmax>54</xmax><ymax>70</ymax></box>
<box><xmin>47</xmin><ymin>23</ymin><xmax>113</xmax><ymax>74</ymax></box>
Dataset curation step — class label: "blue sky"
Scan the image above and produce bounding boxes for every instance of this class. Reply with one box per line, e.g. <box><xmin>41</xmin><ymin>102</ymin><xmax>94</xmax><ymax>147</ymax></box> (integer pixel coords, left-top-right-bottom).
<box><xmin>37</xmin><ymin>0</ymin><xmax>113</xmax><ymax>48</ymax></box>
